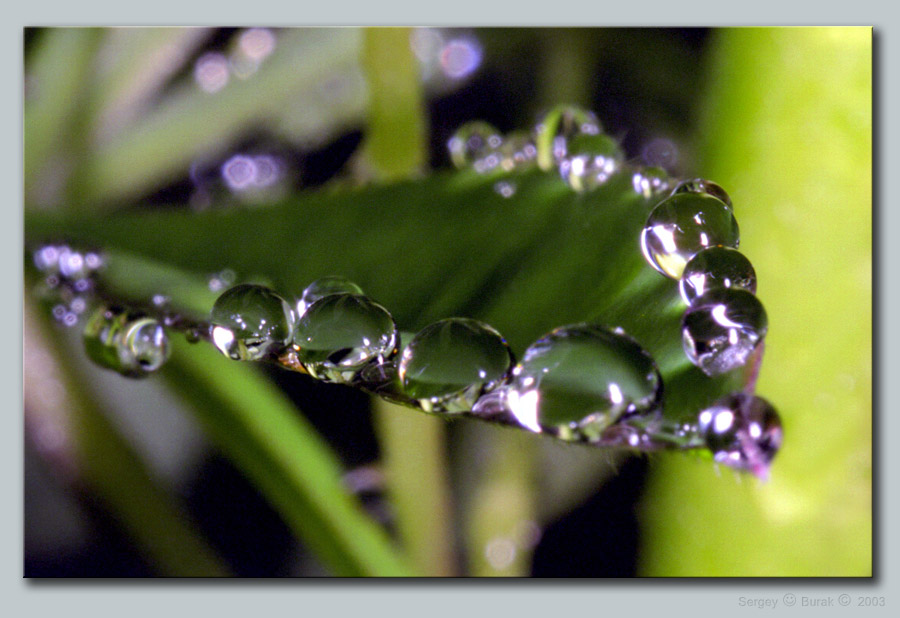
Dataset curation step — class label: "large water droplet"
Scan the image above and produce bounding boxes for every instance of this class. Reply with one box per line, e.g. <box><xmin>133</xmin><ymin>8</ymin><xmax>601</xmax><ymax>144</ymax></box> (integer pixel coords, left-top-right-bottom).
<box><xmin>293</xmin><ymin>293</ymin><xmax>398</xmax><ymax>384</ymax></box>
<box><xmin>670</xmin><ymin>178</ymin><xmax>732</xmax><ymax>209</ymax></box>
<box><xmin>210</xmin><ymin>284</ymin><xmax>294</xmax><ymax>361</ymax></box>
<box><xmin>500</xmin><ymin>324</ymin><xmax>662</xmax><ymax>441</ymax></box>
<box><xmin>533</xmin><ymin>105</ymin><xmax>602</xmax><ymax>170</ymax></box>
<box><xmin>296</xmin><ymin>276</ymin><xmax>364</xmax><ymax>318</ymax></box>
<box><xmin>679</xmin><ymin>246</ymin><xmax>757</xmax><ymax>304</ymax></box>
<box><xmin>698</xmin><ymin>392</ymin><xmax>782</xmax><ymax>477</ymax></box>
<box><xmin>632</xmin><ymin>166</ymin><xmax>670</xmax><ymax>199</ymax></box>
<box><xmin>399</xmin><ymin>318</ymin><xmax>514</xmax><ymax>413</ymax></box>
<box><xmin>83</xmin><ymin>306</ymin><xmax>170</xmax><ymax>377</ymax></box>
<box><xmin>681</xmin><ymin>288</ymin><xmax>767</xmax><ymax>376</ymax></box>
<box><xmin>447</xmin><ymin>121</ymin><xmax>503</xmax><ymax>170</ymax></box>
<box><xmin>559</xmin><ymin>133</ymin><xmax>623</xmax><ymax>192</ymax></box>
<box><xmin>640</xmin><ymin>193</ymin><xmax>740</xmax><ymax>279</ymax></box>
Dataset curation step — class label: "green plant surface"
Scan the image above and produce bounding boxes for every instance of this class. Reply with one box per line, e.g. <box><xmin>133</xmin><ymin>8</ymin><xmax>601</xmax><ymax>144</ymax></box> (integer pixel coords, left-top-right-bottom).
<box><xmin>639</xmin><ymin>27</ymin><xmax>871</xmax><ymax>577</ymax></box>
<box><xmin>25</xmin><ymin>166</ymin><xmax>745</xmax><ymax>430</ymax></box>
<box><xmin>162</xmin><ymin>337</ymin><xmax>413</xmax><ymax>576</ymax></box>
<box><xmin>24</xmin><ymin>301</ymin><xmax>230</xmax><ymax>577</ymax></box>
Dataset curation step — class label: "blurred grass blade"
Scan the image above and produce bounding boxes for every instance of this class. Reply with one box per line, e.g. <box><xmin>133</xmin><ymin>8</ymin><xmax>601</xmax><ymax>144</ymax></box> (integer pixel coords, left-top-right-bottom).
<box><xmin>24</xmin><ymin>28</ymin><xmax>104</xmax><ymax>206</ymax></box>
<box><xmin>24</xmin><ymin>300</ymin><xmax>230</xmax><ymax>576</ymax></box>
<box><xmin>76</xmin><ymin>28</ymin><xmax>363</xmax><ymax>206</ymax></box>
<box><xmin>162</xmin><ymin>338</ymin><xmax>414</xmax><ymax>576</ymax></box>
<box><xmin>362</xmin><ymin>27</ymin><xmax>455</xmax><ymax>576</ymax></box>
<box><xmin>640</xmin><ymin>27</ymin><xmax>871</xmax><ymax>576</ymax></box>
<box><xmin>359</xmin><ymin>28</ymin><xmax>427</xmax><ymax>180</ymax></box>
<box><xmin>88</xmin><ymin>28</ymin><xmax>213</xmax><ymax>143</ymax></box>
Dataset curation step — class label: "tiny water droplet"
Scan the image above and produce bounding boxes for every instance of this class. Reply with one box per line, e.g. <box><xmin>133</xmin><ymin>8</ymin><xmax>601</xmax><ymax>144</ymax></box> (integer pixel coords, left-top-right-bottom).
<box><xmin>559</xmin><ymin>133</ymin><xmax>623</xmax><ymax>192</ymax></box>
<box><xmin>681</xmin><ymin>288</ymin><xmax>767</xmax><ymax>376</ymax></box>
<box><xmin>641</xmin><ymin>193</ymin><xmax>740</xmax><ymax>279</ymax></box>
<box><xmin>495</xmin><ymin>130</ymin><xmax>538</xmax><ymax>173</ymax></box>
<box><xmin>83</xmin><ymin>306</ymin><xmax>170</xmax><ymax>377</ymax></box>
<box><xmin>698</xmin><ymin>392</ymin><xmax>782</xmax><ymax>477</ymax></box>
<box><xmin>533</xmin><ymin>105</ymin><xmax>602</xmax><ymax>170</ymax></box>
<box><xmin>502</xmin><ymin>324</ymin><xmax>662</xmax><ymax>441</ymax></box>
<box><xmin>210</xmin><ymin>284</ymin><xmax>294</xmax><ymax>361</ymax></box>
<box><xmin>399</xmin><ymin>318</ymin><xmax>514</xmax><ymax>413</ymax></box>
<box><xmin>447</xmin><ymin>121</ymin><xmax>503</xmax><ymax>170</ymax></box>
<box><xmin>632</xmin><ymin>166</ymin><xmax>670</xmax><ymax>199</ymax></box>
<box><xmin>122</xmin><ymin>317</ymin><xmax>171</xmax><ymax>373</ymax></box>
<box><xmin>494</xmin><ymin>181</ymin><xmax>516</xmax><ymax>198</ymax></box>
<box><xmin>671</xmin><ymin>178</ymin><xmax>732</xmax><ymax>209</ymax></box>
<box><xmin>679</xmin><ymin>247</ymin><xmax>757</xmax><ymax>304</ymax></box>
<box><xmin>293</xmin><ymin>294</ymin><xmax>398</xmax><ymax>384</ymax></box>
<box><xmin>296</xmin><ymin>276</ymin><xmax>364</xmax><ymax>318</ymax></box>
<box><xmin>185</xmin><ymin>325</ymin><xmax>206</xmax><ymax>344</ymax></box>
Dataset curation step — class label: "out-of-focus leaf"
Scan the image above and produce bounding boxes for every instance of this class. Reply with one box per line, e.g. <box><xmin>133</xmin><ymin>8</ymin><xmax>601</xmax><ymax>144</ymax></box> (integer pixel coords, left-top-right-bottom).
<box><xmin>640</xmin><ymin>27</ymin><xmax>871</xmax><ymax>576</ymax></box>
<box><xmin>162</xmin><ymin>338</ymin><xmax>413</xmax><ymax>576</ymax></box>
<box><xmin>74</xmin><ymin>29</ymin><xmax>363</xmax><ymax>206</ymax></box>
<box><xmin>24</xmin><ymin>301</ymin><xmax>229</xmax><ymax>577</ymax></box>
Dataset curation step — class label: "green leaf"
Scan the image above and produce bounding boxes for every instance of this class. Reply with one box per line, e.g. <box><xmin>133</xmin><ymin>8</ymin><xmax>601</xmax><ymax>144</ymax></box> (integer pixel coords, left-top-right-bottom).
<box><xmin>25</xmin><ymin>168</ymin><xmax>745</xmax><ymax>428</ymax></box>
<box><xmin>162</xmin><ymin>337</ymin><xmax>413</xmax><ymax>576</ymax></box>
<box><xmin>639</xmin><ymin>27</ymin><xmax>871</xmax><ymax>576</ymax></box>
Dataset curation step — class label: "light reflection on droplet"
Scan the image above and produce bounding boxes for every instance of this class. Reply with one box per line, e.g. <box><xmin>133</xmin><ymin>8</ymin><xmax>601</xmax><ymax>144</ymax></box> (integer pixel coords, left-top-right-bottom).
<box><xmin>194</xmin><ymin>52</ymin><xmax>230</xmax><ymax>93</ymax></box>
<box><xmin>642</xmin><ymin>138</ymin><xmax>678</xmax><ymax>169</ymax></box>
<box><xmin>440</xmin><ymin>38</ymin><xmax>482</xmax><ymax>79</ymax></box>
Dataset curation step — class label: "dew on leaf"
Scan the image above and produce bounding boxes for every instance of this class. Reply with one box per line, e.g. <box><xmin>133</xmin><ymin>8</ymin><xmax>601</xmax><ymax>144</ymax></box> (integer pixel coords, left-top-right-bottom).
<box><xmin>681</xmin><ymin>288</ymin><xmax>767</xmax><ymax>376</ymax></box>
<box><xmin>210</xmin><ymin>284</ymin><xmax>294</xmax><ymax>361</ymax></box>
<box><xmin>398</xmin><ymin>317</ymin><xmax>514</xmax><ymax>413</ymax></box>
<box><xmin>679</xmin><ymin>246</ymin><xmax>757</xmax><ymax>304</ymax></box>
<box><xmin>293</xmin><ymin>293</ymin><xmax>398</xmax><ymax>384</ymax></box>
<box><xmin>640</xmin><ymin>192</ymin><xmax>740</xmax><ymax>279</ymax></box>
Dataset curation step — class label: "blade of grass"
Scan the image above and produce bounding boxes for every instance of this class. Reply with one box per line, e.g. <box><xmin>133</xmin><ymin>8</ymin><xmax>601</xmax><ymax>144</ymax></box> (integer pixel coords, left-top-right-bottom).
<box><xmin>24</xmin><ymin>28</ymin><xmax>104</xmax><ymax>207</ymax></box>
<box><xmin>360</xmin><ymin>27</ymin><xmax>455</xmax><ymax>575</ymax></box>
<box><xmin>24</xmin><ymin>299</ymin><xmax>229</xmax><ymax>576</ymax></box>
<box><xmin>162</xmin><ymin>338</ymin><xmax>414</xmax><ymax>576</ymax></box>
<box><xmin>76</xmin><ymin>28</ymin><xmax>362</xmax><ymax>206</ymax></box>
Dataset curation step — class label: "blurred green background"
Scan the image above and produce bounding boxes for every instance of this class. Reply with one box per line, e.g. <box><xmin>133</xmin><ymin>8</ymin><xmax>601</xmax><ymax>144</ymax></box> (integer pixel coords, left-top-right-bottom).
<box><xmin>23</xmin><ymin>27</ymin><xmax>871</xmax><ymax>577</ymax></box>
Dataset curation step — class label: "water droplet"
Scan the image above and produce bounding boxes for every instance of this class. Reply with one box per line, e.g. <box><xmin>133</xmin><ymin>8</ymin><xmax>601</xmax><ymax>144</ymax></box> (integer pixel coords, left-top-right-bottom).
<box><xmin>293</xmin><ymin>294</ymin><xmax>398</xmax><ymax>384</ymax></box>
<box><xmin>494</xmin><ymin>181</ymin><xmax>516</xmax><ymax>198</ymax></box>
<box><xmin>502</xmin><ymin>324</ymin><xmax>662</xmax><ymax>441</ymax></box>
<box><xmin>632</xmin><ymin>166</ymin><xmax>670</xmax><ymax>199</ymax></box>
<box><xmin>671</xmin><ymin>178</ymin><xmax>732</xmax><ymax>209</ymax></box>
<box><xmin>559</xmin><ymin>133</ymin><xmax>623</xmax><ymax>192</ymax></box>
<box><xmin>447</xmin><ymin>121</ymin><xmax>503</xmax><ymax>170</ymax></box>
<box><xmin>83</xmin><ymin>306</ymin><xmax>170</xmax><ymax>377</ymax></box>
<box><xmin>533</xmin><ymin>105</ymin><xmax>602</xmax><ymax>170</ymax></box>
<box><xmin>210</xmin><ymin>284</ymin><xmax>294</xmax><ymax>361</ymax></box>
<box><xmin>121</xmin><ymin>317</ymin><xmax>171</xmax><ymax>373</ymax></box>
<box><xmin>679</xmin><ymin>247</ymin><xmax>757</xmax><ymax>304</ymax></box>
<box><xmin>681</xmin><ymin>288</ymin><xmax>767</xmax><ymax>376</ymax></box>
<box><xmin>185</xmin><ymin>325</ymin><xmax>206</xmax><ymax>344</ymax></box>
<box><xmin>296</xmin><ymin>276</ymin><xmax>364</xmax><ymax>318</ymax></box>
<box><xmin>640</xmin><ymin>193</ymin><xmax>740</xmax><ymax>279</ymax></box>
<box><xmin>496</xmin><ymin>130</ymin><xmax>538</xmax><ymax>173</ymax></box>
<box><xmin>698</xmin><ymin>392</ymin><xmax>782</xmax><ymax>477</ymax></box>
<box><xmin>398</xmin><ymin>318</ymin><xmax>514</xmax><ymax>413</ymax></box>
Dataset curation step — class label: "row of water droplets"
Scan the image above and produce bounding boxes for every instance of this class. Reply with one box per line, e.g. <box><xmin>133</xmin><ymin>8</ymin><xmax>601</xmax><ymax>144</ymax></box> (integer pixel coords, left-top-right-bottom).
<box><xmin>445</xmin><ymin>105</ymin><xmax>781</xmax><ymax>474</ymax></box>
<box><xmin>30</xmin><ymin>105</ymin><xmax>780</xmax><ymax>475</ymax></box>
